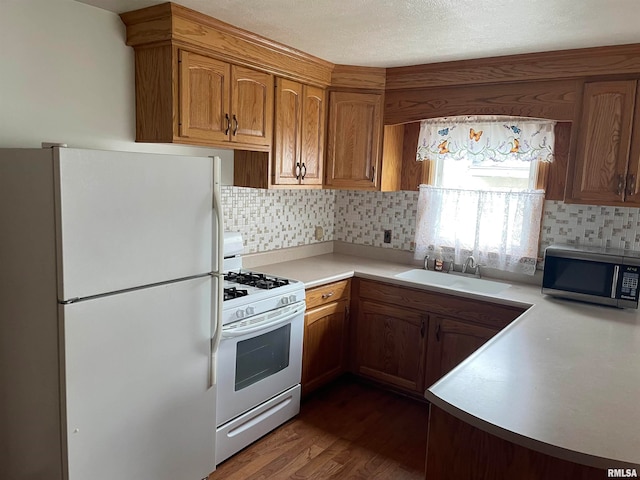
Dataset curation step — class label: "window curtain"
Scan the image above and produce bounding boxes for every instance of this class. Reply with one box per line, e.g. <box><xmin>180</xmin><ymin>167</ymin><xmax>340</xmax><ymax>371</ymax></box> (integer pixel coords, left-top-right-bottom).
<box><xmin>416</xmin><ymin>116</ymin><xmax>556</xmax><ymax>164</ymax></box>
<box><xmin>414</xmin><ymin>185</ymin><xmax>545</xmax><ymax>275</ymax></box>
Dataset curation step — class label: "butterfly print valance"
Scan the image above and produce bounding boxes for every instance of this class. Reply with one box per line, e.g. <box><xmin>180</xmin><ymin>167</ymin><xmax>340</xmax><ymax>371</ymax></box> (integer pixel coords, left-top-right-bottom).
<box><xmin>416</xmin><ymin>116</ymin><xmax>556</xmax><ymax>164</ymax></box>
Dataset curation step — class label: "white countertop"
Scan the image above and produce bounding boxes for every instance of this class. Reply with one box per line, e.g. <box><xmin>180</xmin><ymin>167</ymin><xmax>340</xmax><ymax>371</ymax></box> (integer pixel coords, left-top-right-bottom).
<box><xmin>253</xmin><ymin>252</ymin><xmax>640</xmax><ymax>469</ymax></box>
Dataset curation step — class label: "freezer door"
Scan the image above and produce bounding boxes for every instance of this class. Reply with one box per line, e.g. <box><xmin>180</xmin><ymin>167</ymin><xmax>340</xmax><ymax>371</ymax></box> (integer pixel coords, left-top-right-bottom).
<box><xmin>61</xmin><ymin>277</ymin><xmax>215</xmax><ymax>480</ymax></box>
<box><xmin>55</xmin><ymin>148</ymin><xmax>213</xmax><ymax>301</ymax></box>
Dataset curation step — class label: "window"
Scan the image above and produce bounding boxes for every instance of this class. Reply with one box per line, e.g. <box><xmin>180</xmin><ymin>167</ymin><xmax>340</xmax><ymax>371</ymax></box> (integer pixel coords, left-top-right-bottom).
<box><xmin>414</xmin><ymin>116</ymin><xmax>555</xmax><ymax>275</ymax></box>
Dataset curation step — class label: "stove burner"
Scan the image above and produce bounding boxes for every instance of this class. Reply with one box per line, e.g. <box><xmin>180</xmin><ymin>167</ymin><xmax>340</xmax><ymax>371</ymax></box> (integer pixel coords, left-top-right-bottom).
<box><xmin>224</xmin><ymin>287</ymin><xmax>248</xmax><ymax>301</ymax></box>
<box><xmin>224</xmin><ymin>272</ymin><xmax>290</xmax><ymax>290</ymax></box>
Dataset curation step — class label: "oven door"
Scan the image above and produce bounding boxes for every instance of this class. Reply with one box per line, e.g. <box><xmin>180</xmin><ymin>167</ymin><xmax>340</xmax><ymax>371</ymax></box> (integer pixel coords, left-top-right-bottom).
<box><xmin>216</xmin><ymin>301</ymin><xmax>305</xmax><ymax>426</ymax></box>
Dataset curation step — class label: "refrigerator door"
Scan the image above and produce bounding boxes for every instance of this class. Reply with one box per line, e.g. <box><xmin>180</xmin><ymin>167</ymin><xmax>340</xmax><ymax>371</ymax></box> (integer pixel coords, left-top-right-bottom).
<box><xmin>61</xmin><ymin>277</ymin><xmax>215</xmax><ymax>480</ymax></box>
<box><xmin>54</xmin><ymin>148</ymin><xmax>213</xmax><ymax>301</ymax></box>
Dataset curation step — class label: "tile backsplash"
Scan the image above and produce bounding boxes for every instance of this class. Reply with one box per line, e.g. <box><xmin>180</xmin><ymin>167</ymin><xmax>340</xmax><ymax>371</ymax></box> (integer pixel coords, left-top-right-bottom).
<box><xmin>221</xmin><ymin>186</ymin><xmax>336</xmax><ymax>254</ymax></box>
<box><xmin>541</xmin><ymin>201</ymin><xmax>640</xmax><ymax>251</ymax></box>
<box><xmin>222</xmin><ymin>186</ymin><xmax>640</xmax><ymax>257</ymax></box>
<box><xmin>334</xmin><ymin>190</ymin><xmax>418</xmax><ymax>251</ymax></box>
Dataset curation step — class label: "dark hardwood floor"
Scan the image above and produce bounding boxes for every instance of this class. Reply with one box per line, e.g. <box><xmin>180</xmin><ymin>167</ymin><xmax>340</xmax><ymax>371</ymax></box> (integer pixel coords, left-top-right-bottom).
<box><xmin>209</xmin><ymin>378</ymin><xmax>429</xmax><ymax>479</ymax></box>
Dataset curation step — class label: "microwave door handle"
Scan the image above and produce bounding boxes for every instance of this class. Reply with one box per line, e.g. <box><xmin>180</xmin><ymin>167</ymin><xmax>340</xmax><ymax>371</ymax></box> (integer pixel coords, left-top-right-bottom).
<box><xmin>612</xmin><ymin>265</ymin><xmax>620</xmax><ymax>298</ymax></box>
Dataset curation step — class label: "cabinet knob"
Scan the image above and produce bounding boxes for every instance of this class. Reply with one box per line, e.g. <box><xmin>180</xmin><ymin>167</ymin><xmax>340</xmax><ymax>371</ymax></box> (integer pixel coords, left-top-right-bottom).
<box><xmin>301</xmin><ymin>163</ymin><xmax>307</xmax><ymax>180</ymax></box>
<box><xmin>296</xmin><ymin>162</ymin><xmax>301</xmax><ymax>180</ymax></box>
<box><xmin>435</xmin><ymin>323</ymin><xmax>441</xmax><ymax>342</ymax></box>
<box><xmin>321</xmin><ymin>291</ymin><xmax>334</xmax><ymax>299</ymax></box>
<box><xmin>224</xmin><ymin>113</ymin><xmax>230</xmax><ymax>135</ymax></box>
<box><xmin>420</xmin><ymin>320</ymin><xmax>425</xmax><ymax>338</ymax></box>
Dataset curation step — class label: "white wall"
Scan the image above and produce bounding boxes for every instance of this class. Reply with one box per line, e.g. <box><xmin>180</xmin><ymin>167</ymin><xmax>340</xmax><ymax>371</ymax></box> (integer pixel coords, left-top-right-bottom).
<box><xmin>0</xmin><ymin>0</ymin><xmax>235</xmax><ymax>183</ymax></box>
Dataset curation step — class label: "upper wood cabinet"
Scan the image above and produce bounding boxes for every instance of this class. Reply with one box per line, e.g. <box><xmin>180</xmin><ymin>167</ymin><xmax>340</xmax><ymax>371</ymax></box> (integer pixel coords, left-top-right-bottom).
<box><xmin>179</xmin><ymin>51</ymin><xmax>273</xmax><ymax>148</ymax></box>
<box><xmin>325</xmin><ymin>91</ymin><xmax>384</xmax><ymax>190</ymax></box>
<box><xmin>568</xmin><ymin>80</ymin><xmax>640</xmax><ymax>206</ymax></box>
<box><xmin>132</xmin><ymin>47</ymin><xmax>274</xmax><ymax>150</ymax></box>
<box><xmin>178</xmin><ymin>51</ymin><xmax>230</xmax><ymax>144</ymax></box>
<box><xmin>120</xmin><ymin>2</ymin><xmax>332</xmax><ymax>151</ymax></box>
<box><xmin>273</xmin><ymin>78</ymin><xmax>326</xmax><ymax>186</ymax></box>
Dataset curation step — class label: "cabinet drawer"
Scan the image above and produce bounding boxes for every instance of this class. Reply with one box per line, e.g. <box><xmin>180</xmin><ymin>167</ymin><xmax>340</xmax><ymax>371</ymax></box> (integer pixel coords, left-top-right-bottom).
<box><xmin>305</xmin><ymin>279</ymin><xmax>351</xmax><ymax>310</ymax></box>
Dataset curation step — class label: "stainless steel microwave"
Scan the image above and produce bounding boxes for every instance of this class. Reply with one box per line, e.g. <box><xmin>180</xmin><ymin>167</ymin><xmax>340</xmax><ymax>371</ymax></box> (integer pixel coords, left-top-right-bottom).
<box><xmin>542</xmin><ymin>244</ymin><xmax>640</xmax><ymax>308</ymax></box>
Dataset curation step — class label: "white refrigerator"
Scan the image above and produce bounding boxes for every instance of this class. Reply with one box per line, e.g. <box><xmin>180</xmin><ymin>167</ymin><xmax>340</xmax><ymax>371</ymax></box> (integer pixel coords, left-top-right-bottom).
<box><xmin>0</xmin><ymin>146</ymin><xmax>224</xmax><ymax>480</ymax></box>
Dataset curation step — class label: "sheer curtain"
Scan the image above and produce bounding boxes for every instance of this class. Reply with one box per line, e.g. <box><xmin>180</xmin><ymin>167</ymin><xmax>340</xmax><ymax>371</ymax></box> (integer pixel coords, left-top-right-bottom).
<box><xmin>413</xmin><ymin>116</ymin><xmax>554</xmax><ymax>276</ymax></box>
<box><xmin>414</xmin><ymin>186</ymin><xmax>545</xmax><ymax>275</ymax></box>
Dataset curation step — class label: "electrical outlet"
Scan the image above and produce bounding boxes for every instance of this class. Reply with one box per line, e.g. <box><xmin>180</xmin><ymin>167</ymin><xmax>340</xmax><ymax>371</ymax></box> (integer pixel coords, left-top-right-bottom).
<box><xmin>383</xmin><ymin>229</ymin><xmax>392</xmax><ymax>243</ymax></box>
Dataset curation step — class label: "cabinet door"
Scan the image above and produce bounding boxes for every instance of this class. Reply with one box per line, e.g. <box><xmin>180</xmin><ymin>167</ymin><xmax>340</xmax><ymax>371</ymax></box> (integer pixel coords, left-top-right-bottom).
<box><xmin>570</xmin><ymin>80</ymin><xmax>637</xmax><ymax>205</ymax></box>
<box><xmin>273</xmin><ymin>79</ymin><xmax>303</xmax><ymax>185</ymax></box>
<box><xmin>425</xmin><ymin>315</ymin><xmax>498</xmax><ymax>387</ymax></box>
<box><xmin>325</xmin><ymin>91</ymin><xmax>382</xmax><ymax>190</ymax></box>
<box><xmin>355</xmin><ymin>299</ymin><xmax>427</xmax><ymax>394</ymax></box>
<box><xmin>231</xmin><ymin>65</ymin><xmax>274</xmax><ymax>147</ymax></box>
<box><xmin>300</xmin><ymin>85</ymin><xmax>326</xmax><ymax>185</ymax></box>
<box><xmin>302</xmin><ymin>299</ymin><xmax>349</xmax><ymax>395</ymax></box>
<box><xmin>179</xmin><ymin>51</ymin><xmax>230</xmax><ymax>143</ymax></box>
<box><xmin>625</xmin><ymin>83</ymin><xmax>640</xmax><ymax>205</ymax></box>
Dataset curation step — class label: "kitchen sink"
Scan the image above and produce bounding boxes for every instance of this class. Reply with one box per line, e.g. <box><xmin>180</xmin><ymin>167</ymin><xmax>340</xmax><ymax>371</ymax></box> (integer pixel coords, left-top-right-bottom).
<box><xmin>394</xmin><ymin>269</ymin><xmax>510</xmax><ymax>295</ymax></box>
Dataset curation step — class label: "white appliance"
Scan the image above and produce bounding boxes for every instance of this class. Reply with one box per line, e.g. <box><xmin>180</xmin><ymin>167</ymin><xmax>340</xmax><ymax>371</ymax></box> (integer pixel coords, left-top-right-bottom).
<box><xmin>0</xmin><ymin>146</ymin><xmax>224</xmax><ymax>480</ymax></box>
<box><xmin>215</xmin><ymin>233</ymin><xmax>305</xmax><ymax>464</ymax></box>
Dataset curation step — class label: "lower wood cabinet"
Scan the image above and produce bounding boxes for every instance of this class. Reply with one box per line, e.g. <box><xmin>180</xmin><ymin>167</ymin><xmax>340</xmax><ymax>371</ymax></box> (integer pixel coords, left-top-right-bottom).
<box><xmin>301</xmin><ymin>278</ymin><xmax>525</xmax><ymax>398</ymax></box>
<box><xmin>352</xmin><ymin>278</ymin><xmax>525</xmax><ymax>396</ymax></box>
<box><xmin>424</xmin><ymin>315</ymin><xmax>499</xmax><ymax>388</ymax></box>
<box><xmin>302</xmin><ymin>280</ymin><xmax>351</xmax><ymax>396</ymax></box>
<box><xmin>354</xmin><ymin>299</ymin><xmax>428</xmax><ymax>394</ymax></box>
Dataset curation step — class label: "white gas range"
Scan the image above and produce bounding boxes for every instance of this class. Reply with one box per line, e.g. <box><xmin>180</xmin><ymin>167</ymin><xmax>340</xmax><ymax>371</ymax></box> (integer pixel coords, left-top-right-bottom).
<box><xmin>215</xmin><ymin>233</ymin><xmax>305</xmax><ymax>465</ymax></box>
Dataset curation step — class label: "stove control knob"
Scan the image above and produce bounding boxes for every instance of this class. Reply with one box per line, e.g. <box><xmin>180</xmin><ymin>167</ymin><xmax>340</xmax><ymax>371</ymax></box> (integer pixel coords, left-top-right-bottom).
<box><xmin>245</xmin><ymin>306</ymin><xmax>255</xmax><ymax>316</ymax></box>
<box><xmin>288</xmin><ymin>294</ymin><xmax>297</xmax><ymax>303</ymax></box>
<box><xmin>235</xmin><ymin>309</ymin><xmax>245</xmax><ymax>319</ymax></box>
<box><xmin>281</xmin><ymin>296</ymin><xmax>289</xmax><ymax>305</ymax></box>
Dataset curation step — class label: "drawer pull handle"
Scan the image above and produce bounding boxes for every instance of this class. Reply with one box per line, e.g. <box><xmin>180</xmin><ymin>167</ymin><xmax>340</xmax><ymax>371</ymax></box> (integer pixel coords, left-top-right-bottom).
<box><xmin>436</xmin><ymin>323</ymin><xmax>441</xmax><ymax>342</ymax></box>
<box><xmin>321</xmin><ymin>292</ymin><xmax>334</xmax><ymax>299</ymax></box>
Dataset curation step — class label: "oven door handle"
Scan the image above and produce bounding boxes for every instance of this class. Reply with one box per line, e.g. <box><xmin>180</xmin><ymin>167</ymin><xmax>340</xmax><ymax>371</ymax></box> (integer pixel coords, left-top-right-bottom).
<box><xmin>222</xmin><ymin>301</ymin><xmax>306</xmax><ymax>338</ymax></box>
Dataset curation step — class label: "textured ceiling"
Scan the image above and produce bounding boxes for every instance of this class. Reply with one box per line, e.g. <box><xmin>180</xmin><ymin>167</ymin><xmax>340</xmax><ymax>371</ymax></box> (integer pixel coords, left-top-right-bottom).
<box><xmin>75</xmin><ymin>0</ymin><xmax>640</xmax><ymax>67</ymax></box>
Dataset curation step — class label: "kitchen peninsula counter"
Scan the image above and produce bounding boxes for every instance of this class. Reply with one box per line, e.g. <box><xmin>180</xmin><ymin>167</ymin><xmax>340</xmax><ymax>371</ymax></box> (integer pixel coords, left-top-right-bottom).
<box><xmin>252</xmin><ymin>252</ymin><xmax>640</xmax><ymax>470</ymax></box>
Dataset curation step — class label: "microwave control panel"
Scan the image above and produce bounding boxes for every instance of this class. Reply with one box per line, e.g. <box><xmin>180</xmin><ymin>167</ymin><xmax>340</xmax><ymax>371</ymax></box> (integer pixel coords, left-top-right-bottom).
<box><xmin>620</xmin><ymin>265</ymin><xmax>640</xmax><ymax>300</ymax></box>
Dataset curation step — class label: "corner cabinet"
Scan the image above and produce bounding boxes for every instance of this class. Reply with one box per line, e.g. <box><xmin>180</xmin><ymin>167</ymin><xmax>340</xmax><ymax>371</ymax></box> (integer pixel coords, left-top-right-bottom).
<box><xmin>273</xmin><ymin>79</ymin><xmax>326</xmax><ymax>186</ymax></box>
<box><xmin>568</xmin><ymin>80</ymin><xmax>640</xmax><ymax>206</ymax></box>
<box><xmin>354</xmin><ymin>299</ymin><xmax>428</xmax><ymax>394</ymax></box>
<box><xmin>424</xmin><ymin>315</ymin><xmax>499</xmax><ymax>387</ymax></box>
<box><xmin>352</xmin><ymin>279</ymin><xmax>525</xmax><ymax>397</ymax></box>
<box><xmin>301</xmin><ymin>280</ymin><xmax>351</xmax><ymax>396</ymax></box>
<box><xmin>325</xmin><ymin>91</ymin><xmax>384</xmax><ymax>190</ymax></box>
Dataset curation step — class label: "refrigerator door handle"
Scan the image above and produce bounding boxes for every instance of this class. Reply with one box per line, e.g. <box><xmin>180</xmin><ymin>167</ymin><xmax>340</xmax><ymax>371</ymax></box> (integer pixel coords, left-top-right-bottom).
<box><xmin>210</xmin><ymin>156</ymin><xmax>225</xmax><ymax>387</ymax></box>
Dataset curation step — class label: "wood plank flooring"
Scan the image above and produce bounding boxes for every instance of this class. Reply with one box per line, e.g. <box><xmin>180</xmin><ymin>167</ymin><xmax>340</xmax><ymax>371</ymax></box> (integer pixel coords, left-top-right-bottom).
<box><xmin>209</xmin><ymin>378</ymin><xmax>428</xmax><ymax>479</ymax></box>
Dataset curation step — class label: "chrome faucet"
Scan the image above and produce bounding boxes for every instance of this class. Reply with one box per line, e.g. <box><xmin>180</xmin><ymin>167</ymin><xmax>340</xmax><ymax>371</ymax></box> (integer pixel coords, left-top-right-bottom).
<box><xmin>462</xmin><ymin>255</ymin><xmax>476</xmax><ymax>274</ymax></box>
